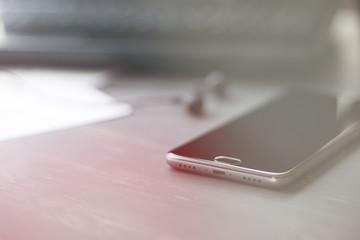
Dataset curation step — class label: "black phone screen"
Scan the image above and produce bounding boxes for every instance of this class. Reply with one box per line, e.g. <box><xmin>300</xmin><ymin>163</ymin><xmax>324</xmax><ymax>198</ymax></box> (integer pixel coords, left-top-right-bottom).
<box><xmin>171</xmin><ymin>92</ymin><xmax>353</xmax><ymax>173</ymax></box>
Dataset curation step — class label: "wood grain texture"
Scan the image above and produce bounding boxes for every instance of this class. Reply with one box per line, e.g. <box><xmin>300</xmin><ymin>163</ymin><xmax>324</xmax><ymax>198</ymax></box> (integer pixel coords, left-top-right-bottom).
<box><xmin>0</xmin><ymin>78</ymin><xmax>359</xmax><ymax>240</ymax></box>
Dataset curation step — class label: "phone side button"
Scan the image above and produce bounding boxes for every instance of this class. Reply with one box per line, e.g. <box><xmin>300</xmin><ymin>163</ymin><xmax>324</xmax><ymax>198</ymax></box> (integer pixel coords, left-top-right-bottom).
<box><xmin>214</xmin><ymin>156</ymin><xmax>242</xmax><ymax>165</ymax></box>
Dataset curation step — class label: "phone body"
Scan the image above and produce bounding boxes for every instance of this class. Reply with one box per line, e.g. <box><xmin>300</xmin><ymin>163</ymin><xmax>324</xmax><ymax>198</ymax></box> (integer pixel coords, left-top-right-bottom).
<box><xmin>167</xmin><ymin>91</ymin><xmax>360</xmax><ymax>187</ymax></box>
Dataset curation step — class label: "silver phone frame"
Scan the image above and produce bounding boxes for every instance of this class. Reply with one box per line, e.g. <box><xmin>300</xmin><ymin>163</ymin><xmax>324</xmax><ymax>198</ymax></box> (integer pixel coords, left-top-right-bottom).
<box><xmin>167</xmin><ymin>120</ymin><xmax>360</xmax><ymax>188</ymax></box>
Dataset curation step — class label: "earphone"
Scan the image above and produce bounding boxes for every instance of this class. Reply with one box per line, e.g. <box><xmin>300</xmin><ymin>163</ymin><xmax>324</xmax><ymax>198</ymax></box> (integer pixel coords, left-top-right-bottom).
<box><xmin>185</xmin><ymin>71</ymin><xmax>227</xmax><ymax>116</ymax></box>
<box><xmin>102</xmin><ymin>70</ymin><xmax>228</xmax><ymax>116</ymax></box>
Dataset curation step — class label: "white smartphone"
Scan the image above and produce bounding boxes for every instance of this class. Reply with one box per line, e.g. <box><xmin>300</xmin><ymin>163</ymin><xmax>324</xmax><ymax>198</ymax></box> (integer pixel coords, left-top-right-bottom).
<box><xmin>167</xmin><ymin>91</ymin><xmax>360</xmax><ymax>187</ymax></box>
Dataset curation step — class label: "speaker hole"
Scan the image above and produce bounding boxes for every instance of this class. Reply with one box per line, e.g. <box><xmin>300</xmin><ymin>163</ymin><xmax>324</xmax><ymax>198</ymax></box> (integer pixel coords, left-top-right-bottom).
<box><xmin>213</xmin><ymin>170</ymin><xmax>225</xmax><ymax>175</ymax></box>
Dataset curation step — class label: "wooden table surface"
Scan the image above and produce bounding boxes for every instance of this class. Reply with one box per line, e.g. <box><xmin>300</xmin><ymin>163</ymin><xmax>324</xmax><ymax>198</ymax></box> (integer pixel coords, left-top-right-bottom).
<box><xmin>0</xmin><ymin>74</ymin><xmax>359</xmax><ymax>240</ymax></box>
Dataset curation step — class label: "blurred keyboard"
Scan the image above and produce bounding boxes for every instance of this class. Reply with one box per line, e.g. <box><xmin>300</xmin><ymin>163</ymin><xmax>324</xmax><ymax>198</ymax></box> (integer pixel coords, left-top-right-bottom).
<box><xmin>0</xmin><ymin>0</ymin><xmax>339</xmax><ymax>70</ymax></box>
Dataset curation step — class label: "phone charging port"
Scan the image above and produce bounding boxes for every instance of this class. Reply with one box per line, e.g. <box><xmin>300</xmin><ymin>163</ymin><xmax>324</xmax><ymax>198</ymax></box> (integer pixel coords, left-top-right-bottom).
<box><xmin>213</xmin><ymin>170</ymin><xmax>225</xmax><ymax>175</ymax></box>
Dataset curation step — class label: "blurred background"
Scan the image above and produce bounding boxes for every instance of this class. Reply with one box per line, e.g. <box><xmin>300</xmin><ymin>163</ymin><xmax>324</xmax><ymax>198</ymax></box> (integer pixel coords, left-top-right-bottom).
<box><xmin>0</xmin><ymin>0</ymin><xmax>349</xmax><ymax>76</ymax></box>
<box><xmin>0</xmin><ymin>0</ymin><xmax>359</xmax><ymax>139</ymax></box>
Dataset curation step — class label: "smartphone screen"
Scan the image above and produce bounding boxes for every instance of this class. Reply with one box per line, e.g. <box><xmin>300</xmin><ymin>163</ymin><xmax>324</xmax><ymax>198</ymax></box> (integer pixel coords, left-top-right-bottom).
<box><xmin>170</xmin><ymin>92</ymin><xmax>355</xmax><ymax>173</ymax></box>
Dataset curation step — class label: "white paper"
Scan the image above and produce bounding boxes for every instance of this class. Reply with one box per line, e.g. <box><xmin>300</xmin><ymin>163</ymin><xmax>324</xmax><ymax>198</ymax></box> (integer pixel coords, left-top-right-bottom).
<box><xmin>0</xmin><ymin>69</ymin><xmax>132</xmax><ymax>141</ymax></box>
